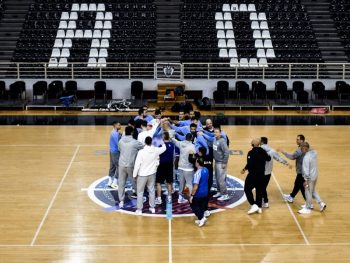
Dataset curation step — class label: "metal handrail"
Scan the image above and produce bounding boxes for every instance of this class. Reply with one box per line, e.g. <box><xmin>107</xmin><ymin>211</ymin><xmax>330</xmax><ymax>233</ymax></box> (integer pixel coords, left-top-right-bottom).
<box><xmin>0</xmin><ymin>62</ymin><xmax>348</xmax><ymax>80</ymax></box>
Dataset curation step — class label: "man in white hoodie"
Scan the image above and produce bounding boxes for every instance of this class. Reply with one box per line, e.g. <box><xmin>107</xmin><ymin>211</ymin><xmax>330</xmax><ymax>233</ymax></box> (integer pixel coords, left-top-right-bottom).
<box><xmin>298</xmin><ymin>142</ymin><xmax>326</xmax><ymax>214</ymax></box>
<box><xmin>133</xmin><ymin>136</ymin><xmax>166</xmax><ymax>215</ymax></box>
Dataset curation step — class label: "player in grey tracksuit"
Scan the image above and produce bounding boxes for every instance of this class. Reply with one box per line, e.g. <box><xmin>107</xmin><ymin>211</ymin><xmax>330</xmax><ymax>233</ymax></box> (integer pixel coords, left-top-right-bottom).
<box><xmin>298</xmin><ymin>142</ymin><xmax>326</xmax><ymax>214</ymax></box>
<box><xmin>260</xmin><ymin>137</ymin><xmax>290</xmax><ymax>207</ymax></box>
<box><xmin>172</xmin><ymin>133</ymin><xmax>196</xmax><ymax>204</ymax></box>
<box><xmin>212</xmin><ymin>127</ymin><xmax>230</xmax><ymax>201</ymax></box>
<box><xmin>117</xmin><ymin>126</ymin><xmax>144</xmax><ymax>208</ymax></box>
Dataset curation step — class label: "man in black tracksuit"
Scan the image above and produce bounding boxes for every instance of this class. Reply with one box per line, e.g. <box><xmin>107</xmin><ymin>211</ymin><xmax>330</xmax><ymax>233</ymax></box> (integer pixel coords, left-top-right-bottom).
<box><xmin>241</xmin><ymin>138</ymin><xmax>271</xmax><ymax>215</ymax></box>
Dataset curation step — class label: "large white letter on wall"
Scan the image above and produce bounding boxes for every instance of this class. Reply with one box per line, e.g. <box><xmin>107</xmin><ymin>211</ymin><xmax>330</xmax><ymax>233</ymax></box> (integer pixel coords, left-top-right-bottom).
<box><xmin>216</xmin><ymin>3</ymin><xmax>275</xmax><ymax>67</ymax></box>
<box><xmin>49</xmin><ymin>3</ymin><xmax>111</xmax><ymax>68</ymax></box>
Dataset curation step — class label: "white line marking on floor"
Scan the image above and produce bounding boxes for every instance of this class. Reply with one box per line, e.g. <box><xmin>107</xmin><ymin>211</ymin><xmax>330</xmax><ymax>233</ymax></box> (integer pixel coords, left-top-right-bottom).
<box><xmin>30</xmin><ymin>145</ymin><xmax>80</xmax><ymax>246</ymax></box>
<box><xmin>272</xmin><ymin>172</ymin><xmax>310</xmax><ymax>245</ymax></box>
<box><xmin>168</xmin><ymin>219</ymin><xmax>172</xmax><ymax>263</ymax></box>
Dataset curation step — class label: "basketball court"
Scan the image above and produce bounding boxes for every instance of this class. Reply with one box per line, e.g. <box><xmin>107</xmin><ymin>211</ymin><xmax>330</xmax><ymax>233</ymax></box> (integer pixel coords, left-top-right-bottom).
<box><xmin>0</xmin><ymin>123</ymin><xmax>349</xmax><ymax>262</ymax></box>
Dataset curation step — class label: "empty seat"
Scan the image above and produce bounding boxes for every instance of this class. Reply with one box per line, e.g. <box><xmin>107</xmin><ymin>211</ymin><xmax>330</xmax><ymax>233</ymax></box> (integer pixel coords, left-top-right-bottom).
<box><xmin>58</xmin><ymin>58</ymin><xmax>68</xmax><ymax>67</ymax></box>
<box><xmin>63</xmin><ymin>39</ymin><xmax>72</xmax><ymax>48</ymax></box>
<box><xmin>89</xmin><ymin>48</ymin><xmax>98</xmax><ymax>57</ymax></box>
<box><xmin>219</xmin><ymin>49</ymin><xmax>228</xmax><ymax>58</ymax></box>
<box><xmin>255</xmin><ymin>39</ymin><xmax>264</xmax><ymax>48</ymax></box>
<box><xmin>51</xmin><ymin>48</ymin><xmax>60</xmax><ymax>57</ymax></box>
<box><xmin>230</xmin><ymin>58</ymin><xmax>239</xmax><ymax>67</ymax></box>
<box><xmin>223</xmin><ymin>4</ymin><xmax>230</xmax><ymax>12</ymax></box>
<box><xmin>239</xmin><ymin>4</ymin><xmax>248</xmax><ymax>12</ymax></box>
<box><xmin>104</xmin><ymin>21</ymin><xmax>112</xmax><ymax>29</ymax></box>
<box><xmin>224</xmin><ymin>21</ymin><xmax>233</xmax><ymax>29</ymax></box>
<box><xmin>66</xmin><ymin>30</ymin><xmax>74</xmax><ymax>38</ymax></box>
<box><xmin>97</xmin><ymin>3</ymin><xmax>105</xmax><ymax>11</ymax></box>
<box><xmin>102</xmin><ymin>30</ymin><xmax>111</xmax><ymax>38</ymax></box>
<box><xmin>75</xmin><ymin>30</ymin><xmax>83</xmax><ymax>38</ymax></box>
<box><xmin>239</xmin><ymin>58</ymin><xmax>249</xmax><ymax>67</ymax></box>
<box><xmin>253</xmin><ymin>30</ymin><xmax>262</xmax><ymax>38</ymax></box>
<box><xmin>61</xmin><ymin>12</ymin><xmax>69</xmax><ymax>20</ymax></box>
<box><xmin>266</xmin><ymin>49</ymin><xmax>276</xmax><ymax>58</ymax></box>
<box><xmin>80</xmin><ymin>4</ymin><xmax>88</xmax><ymax>11</ymax></box>
<box><xmin>257</xmin><ymin>49</ymin><xmax>266</xmax><ymax>58</ymax></box>
<box><xmin>131</xmin><ymin>81</ymin><xmax>143</xmax><ymax>100</ymax></box>
<box><xmin>99</xmin><ymin>49</ymin><xmax>108</xmax><ymax>57</ymax></box>
<box><xmin>84</xmin><ymin>30</ymin><xmax>92</xmax><ymax>38</ymax></box>
<box><xmin>262</xmin><ymin>30</ymin><xmax>271</xmax><ymax>38</ymax></box>
<box><xmin>250</xmin><ymin>13</ymin><xmax>258</xmax><ymax>21</ymax></box>
<box><xmin>105</xmin><ymin>12</ymin><xmax>113</xmax><ymax>20</ymax></box>
<box><xmin>218</xmin><ymin>39</ymin><xmax>227</xmax><ymax>48</ymax></box>
<box><xmin>91</xmin><ymin>39</ymin><xmax>100</xmax><ymax>48</ymax></box>
<box><xmin>101</xmin><ymin>39</ymin><xmax>109</xmax><ymax>48</ymax></box>
<box><xmin>224</xmin><ymin>13</ymin><xmax>232</xmax><ymax>20</ymax></box>
<box><xmin>96</xmin><ymin>12</ymin><xmax>104</xmax><ymax>20</ymax></box>
<box><xmin>98</xmin><ymin>58</ymin><xmax>107</xmax><ymax>67</ymax></box>
<box><xmin>67</xmin><ymin>21</ymin><xmax>76</xmax><ymax>29</ymax></box>
<box><xmin>217</xmin><ymin>30</ymin><xmax>225</xmax><ymax>38</ymax></box>
<box><xmin>71</xmin><ymin>3</ymin><xmax>79</xmax><ymax>11</ymax></box>
<box><xmin>228</xmin><ymin>49</ymin><xmax>237</xmax><ymax>57</ymax></box>
<box><xmin>251</xmin><ymin>21</ymin><xmax>260</xmax><ymax>30</ymax></box>
<box><xmin>258</xmin><ymin>13</ymin><xmax>267</xmax><ymax>20</ymax></box>
<box><xmin>216</xmin><ymin>21</ymin><xmax>224</xmax><ymax>29</ymax></box>
<box><xmin>89</xmin><ymin>3</ymin><xmax>97</xmax><ymax>11</ymax></box>
<box><xmin>70</xmin><ymin>12</ymin><xmax>78</xmax><ymax>20</ymax></box>
<box><xmin>259</xmin><ymin>58</ymin><xmax>268</xmax><ymax>67</ymax></box>
<box><xmin>88</xmin><ymin>58</ymin><xmax>97</xmax><ymax>67</ymax></box>
<box><xmin>264</xmin><ymin>39</ymin><xmax>273</xmax><ymax>48</ymax></box>
<box><xmin>48</xmin><ymin>58</ymin><xmax>58</xmax><ymax>67</ymax></box>
<box><xmin>215</xmin><ymin>12</ymin><xmax>223</xmax><ymax>20</ymax></box>
<box><xmin>249</xmin><ymin>58</ymin><xmax>259</xmax><ymax>67</ymax></box>
<box><xmin>260</xmin><ymin>21</ymin><xmax>269</xmax><ymax>30</ymax></box>
<box><xmin>227</xmin><ymin>39</ymin><xmax>236</xmax><ymax>48</ymax></box>
<box><xmin>93</xmin><ymin>30</ymin><xmax>102</xmax><ymax>38</ymax></box>
<box><xmin>231</xmin><ymin>4</ymin><xmax>239</xmax><ymax>11</ymax></box>
<box><xmin>54</xmin><ymin>39</ymin><xmax>63</xmax><ymax>48</ymax></box>
<box><xmin>248</xmin><ymin>4</ymin><xmax>256</xmax><ymax>12</ymax></box>
<box><xmin>61</xmin><ymin>48</ymin><xmax>70</xmax><ymax>57</ymax></box>
<box><xmin>95</xmin><ymin>21</ymin><xmax>103</xmax><ymax>29</ymax></box>
<box><xmin>56</xmin><ymin>30</ymin><xmax>65</xmax><ymax>38</ymax></box>
<box><xmin>59</xmin><ymin>21</ymin><xmax>67</xmax><ymax>29</ymax></box>
<box><xmin>226</xmin><ymin>30</ymin><xmax>234</xmax><ymax>38</ymax></box>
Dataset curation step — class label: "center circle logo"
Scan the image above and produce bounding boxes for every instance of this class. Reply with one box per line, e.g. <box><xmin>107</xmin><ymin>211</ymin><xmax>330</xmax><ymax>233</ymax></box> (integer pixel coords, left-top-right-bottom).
<box><xmin>86</xmin><ymin>175</ymin><xmax>246</xmax><ymax>217</ymax></box>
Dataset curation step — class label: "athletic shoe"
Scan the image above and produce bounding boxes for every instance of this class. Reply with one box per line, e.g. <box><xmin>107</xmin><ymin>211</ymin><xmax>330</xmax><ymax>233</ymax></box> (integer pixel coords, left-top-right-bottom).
<box><xmin>107</xmin><ymin>177</ymin><xmax>113</xmax><ymax>187</ymax></box>
<box><xmin>262</xmin><ymin>202</ymin><xmax>269</xmax><ymax>208</ymax></box>
<box><xmin>194</xmin><ymin>220</ymin><xmax>200</xmax><ymax>225</ymax></box>
<box><xmin>111</xmin><ymin>183</ymin><xmax>118</xmax><ymax>189</ymax></box>
<box><xmin>177</xmin><ymin>196</ymin><xmax>188</xmax><ymax>204</ymax></box>
<box><xmin>258</xmin><ymin>208</ymin><xmax>262</xmax><ymax>214</ymax></box>
<box><xmin>213</xmin><ymin>192</ymin><xmax>221</xmax><ymax>198</ymax></box>
<box><xmin>204</xmin><ymin>210</ymin><xmax>211</xmax><ymax>217</ymax></box>
<box><xmin>283</xmin><ymin>194</ymin><xmax>294</xmax><ymax>203</ymax></box>
<box><xmin>298</xmin><ymin>207</ymin><xmax>311</xmax><ymax>214</ymax></box>
<box><xmin>118</xmin><ymin>201</ymin><xmax>124</xmax><ymax>209</ymax></box>
<box><xmin>167</xmin><ymin>195</ymin><xmax>172</xmax><ymax>203</ymax></box>
<box><xmin>301</xmin><ymin>204</ymin><xmax>314</xmax><ymax>209</ymax></box>
<box><xmin>320</xmin><ymin>202</ymin><xmax>327</xmax><ymax>212</ymax></box>
<box><xmin>247</xmin><ymin>204</ymin><xmax>260</xmax><ymax>215</ymax></box>
<box><xmin>198</xmin><ymin>217</ymin><xmax>207</xmax><ymax>227</ymax></box>
<box><xmin>135</xmin><ymin>209</ymin><xmax>142</xmax><ymax>215</ymax></box>
<box><xmin>155</xmin><ymin>197</ymin><xmax>162</xmax><ymax>205</ymax></box>
<box><xmin>217</xmin><ymin>194</ymin><xmax>230</xmax><ymax>201</ymax></box>
<box><xmin>131</xmin><ymin>193</ymin><xmax>137</xmax><ymax>199</ymax></box>
<box><xmin>149</xmin><ymin>207</ymin><xmax>155</xmax><ymax>214</ymax></box>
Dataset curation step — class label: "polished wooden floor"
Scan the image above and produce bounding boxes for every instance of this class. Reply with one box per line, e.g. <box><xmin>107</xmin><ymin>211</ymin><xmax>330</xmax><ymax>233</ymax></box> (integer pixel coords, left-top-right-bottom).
<box><xmin>0</xmin><ymin>125</ymin><xmax>349</xmax><ymax>262</ymax></box>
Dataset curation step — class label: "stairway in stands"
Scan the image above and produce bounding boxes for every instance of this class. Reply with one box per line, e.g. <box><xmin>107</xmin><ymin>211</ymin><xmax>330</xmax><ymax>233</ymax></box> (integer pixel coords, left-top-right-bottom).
<box><xmin>0</xmin><ymin>0</ymin><xmax>33</xmax><ymax>63</ymax></box>
<box><xmin>154</xmin><ymin>0</ymin><xmax>182</xmax><ymax>62</ymax></box>
<box><xmin>301</xmin><ymin>0</ymin><xmax>348</xmax><ymax>63</ymax></box>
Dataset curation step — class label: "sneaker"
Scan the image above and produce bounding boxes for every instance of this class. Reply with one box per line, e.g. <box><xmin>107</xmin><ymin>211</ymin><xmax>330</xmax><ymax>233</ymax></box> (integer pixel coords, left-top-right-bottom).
<box><xmin>194</xmin><ymin>220</ymin><xmax>200</xmax><ymax>225</ymax></box>
<box><xmin>301</xmin><ymin>204</ymin><xmax>314</xmax><ymax>209</ymax></box>
<box><xmin>111</xmin><ymin>183</ymin><xmax>118</xmax><ymax>189</ymax></box>
<box><xmin>298</xmin><ymin>207</ymin><xmax>311</xmax><ymax>214</ymax></box>
<box><xmin>217</xmin><ymin>194</ymin><xmax>230</xmax><ymax>201</ymax></box>
<box><xmin>320</xmin><ymin>202</ymin><xmax>327</xmax><ymax>212</ymax></box>
<box><xmin>247</xmin><ymin>204</ymin><xmax>260</xmax><ymax>215</ymax></box>
<box><xmin>149</xmin><ymin>207</ymin><xmax>155</xmax><ymax>214</ymax></box>
<box><xmin>177</xmin><ymin>196</ymin><xmax>188</xmax><ymax>204</ymax></box>
<box><xmin>118</xmin><ymin>201</ymin><xmax>124</xmax><ymax>209</ymax></box>
<box><xmin>283</xmin><ymin>194</ymin><xmax>294</xmax><ymax>203</ymax></box>
<box><xmin>258</xmin><ymin>208</ymin><xmax>262</xmax><ymax>214</ymax></box>
<box><xmin>213</xmin><ymin>192</ymin><xmax>221</xmax><ymax>198</ymax></box>
<box><xmin>204</xmin><ymin>210</ymin><xmax>211</xmax><ymax>217</ymax></box>
<box><xmin>131</xmin><ymin>193</ymin><xmax>137</xmax><ymax>199</ymax></box>
<box><xmin>155</xmin><ymin>197</ymin><xmax>162</xmax><ymax>205</ymax></box>
<box><xmin>167</xmin><ymin>195</ymin><xmax>172</xmax><ymax>203</ymax></box>
<box><xmin>262</xmin><ymin>202</ymin><xmax>269</xmax><ymax>208</ymax></box>
<box><xmin>198</xmin><ymin>217</ymin><xmax>207</xmax><ymax>227</ymax></box>
<box><xmin>135</xmin><ymin>209</ymin><xmax>142</xmax><ymax>215</ymax></box>
<box><xmin>107</xmin><ymin>177</ymin><xmax>113</xmax><ymax>187</ymax></box>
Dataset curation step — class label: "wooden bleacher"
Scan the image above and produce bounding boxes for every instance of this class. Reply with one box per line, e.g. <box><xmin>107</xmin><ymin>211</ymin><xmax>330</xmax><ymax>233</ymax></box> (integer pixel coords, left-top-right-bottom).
<box><xmin>157</xmin><ymin>83</ymin><xmax>186</xmax><ymax>108</ymax></box>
